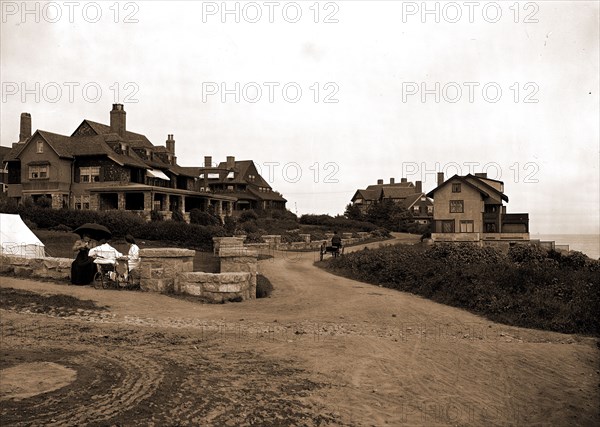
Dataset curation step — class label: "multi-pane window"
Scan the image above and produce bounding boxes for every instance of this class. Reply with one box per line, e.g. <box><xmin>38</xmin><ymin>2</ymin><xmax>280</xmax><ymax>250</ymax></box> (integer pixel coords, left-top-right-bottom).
<box><xmin>449</xmin><ymin>200</ymin><xmax>464</xmax><ymax>213</ymax></box>
<box><xmin>460</xmin><ymin>220</ymin><xmax>474</xmax><ymax>232</ymax></box>
<box><xmin>452</xmin><ymin>183</ymin><xmax>461</xmax><ymax>193</ymax></box>
<box><xmin>29</xmin><ymin>165</ymin><xmax>48</xmax><ymax>179</ymax></box>
<box><xmin>36</xmin><ymin>141</ymin><xmax>44</xmax><ymax>153</ymax></box>
<box><xmin>75</xmin><ymin>195</ymin><xmax>90</xmax><ymax>210</ymax></box>
<box><xmin>442</xmin><ymin>220</ymin><xmax>455</xmax><ymax>233</ymax></box>
<box><xmin>80</xmin><ymin>167</ymin><xmax>100</xmax><ymax>182</ymax></box>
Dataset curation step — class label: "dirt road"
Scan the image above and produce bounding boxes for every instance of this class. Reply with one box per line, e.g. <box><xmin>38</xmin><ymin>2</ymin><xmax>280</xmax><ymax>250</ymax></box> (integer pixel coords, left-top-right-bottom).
<box><xmin>1</xmin><ymin>236</ymin><xmax>598</xmax><ymax>426</ymax></box>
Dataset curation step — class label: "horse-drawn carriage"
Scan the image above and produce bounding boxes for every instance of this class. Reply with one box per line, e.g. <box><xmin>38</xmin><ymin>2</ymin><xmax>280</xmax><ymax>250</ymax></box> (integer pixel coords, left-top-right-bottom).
<box><xmin>319</xmin><ymin>242</ymin><xmax>344</xmax><ymax>261</ymax></box>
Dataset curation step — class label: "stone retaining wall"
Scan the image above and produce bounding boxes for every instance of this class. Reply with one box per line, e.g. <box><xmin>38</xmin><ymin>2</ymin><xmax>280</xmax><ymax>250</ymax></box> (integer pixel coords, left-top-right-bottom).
<box><xmin>139</xmin><ymin>248</ymin><xmax>195</xmax><ymax>293</ymax></box>
<box><xmin>0</xmin><ymin>254</ymin><xmax>71</xmax><ymax>280</ymax></box>
<box><xmin>175</xmin><ymin>272</ymin><xmax>252</xmax><ymax>303</ymax></box>
<box><xmin>138</xmin><ymin>247</ymin><xmax>258</xmax><ymax>303</ymax></box>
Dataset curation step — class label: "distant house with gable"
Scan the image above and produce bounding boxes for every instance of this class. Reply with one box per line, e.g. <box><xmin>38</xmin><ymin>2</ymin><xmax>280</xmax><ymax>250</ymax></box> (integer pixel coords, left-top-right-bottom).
<box><xmin>351</xmin><ymin>178</ymin><xmax>433</xmax><ymax>224</ymax></box>
<box><xmin>426</xmin><ymin>172</ymin><xmax>529</xmax><ymax>245</ymax></box>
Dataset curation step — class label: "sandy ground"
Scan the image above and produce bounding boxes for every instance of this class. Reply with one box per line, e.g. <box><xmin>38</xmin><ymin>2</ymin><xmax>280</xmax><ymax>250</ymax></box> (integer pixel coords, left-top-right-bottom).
<box><xmin>1</xmin><ymin>235</ymin><xmax>599</xmax><ymax>426</ymax></box>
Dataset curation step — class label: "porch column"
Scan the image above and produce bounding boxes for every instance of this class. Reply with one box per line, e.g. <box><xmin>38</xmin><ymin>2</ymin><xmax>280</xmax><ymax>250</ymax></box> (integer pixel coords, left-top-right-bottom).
<box><xmin>180</xmin><ymin>195</ymin><xmax>186</xmax><ymax>213</ymax></box>
<box><xmin>217</xmin><ymin>200</ymin><xmax>223</xmax><ymax>217</ymax></box>
<box><xmin>118</xmin><ymin>192</ymin><xmax>126</xmax><ymax>210</ymax></box>
<box><xmin>143</xmin><ymin>192</ymin><xmax>152</xmax><ymax>211</ymax></box>
<box><xmin>163</xmin><ymin>194</ymin><xmax>170</xmax><ymax>211</ymax></box>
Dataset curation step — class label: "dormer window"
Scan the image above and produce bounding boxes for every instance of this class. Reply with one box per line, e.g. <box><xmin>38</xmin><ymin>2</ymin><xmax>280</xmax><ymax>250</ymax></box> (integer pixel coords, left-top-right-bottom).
<box><xmin>36</xmin><ymin>141</ymin><xmax>43</xmax><ymax>153</ymax></box>
<box><xmin>452</xmin><ymin>183</ymin><xmax>461</xmax><ymax>193</ymax></box>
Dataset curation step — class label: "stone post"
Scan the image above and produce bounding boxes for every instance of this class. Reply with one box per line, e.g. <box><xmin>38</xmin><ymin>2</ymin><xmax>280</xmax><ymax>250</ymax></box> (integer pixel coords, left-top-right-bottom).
<box><xmin>139</xmin><ymin>248</ymin><xmax>195</xmax><ymax>293</ymax></box>
<box><xmin>218</xmin><ymin>248</ymin><xmax>258</xmax><ymax>299</ymax></box>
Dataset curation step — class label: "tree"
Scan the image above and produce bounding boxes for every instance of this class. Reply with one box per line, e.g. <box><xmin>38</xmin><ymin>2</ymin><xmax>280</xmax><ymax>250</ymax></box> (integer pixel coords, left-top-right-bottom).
<box><xmin>344</xmin><ymin>203</ymin><xmax>364</xmax><ymax>221</ymax></box>
<box><xmin>366</xmin><ymin>199</ymin><xmax>414</xmax><ymax>232</ymax></box>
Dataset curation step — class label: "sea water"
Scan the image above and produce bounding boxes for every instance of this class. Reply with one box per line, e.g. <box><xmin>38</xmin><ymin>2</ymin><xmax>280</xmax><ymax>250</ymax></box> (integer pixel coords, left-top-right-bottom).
<box><xmin>532</xmin><ymin>234</ymin><xmax>600</xmax><ymax>260</ymax></box>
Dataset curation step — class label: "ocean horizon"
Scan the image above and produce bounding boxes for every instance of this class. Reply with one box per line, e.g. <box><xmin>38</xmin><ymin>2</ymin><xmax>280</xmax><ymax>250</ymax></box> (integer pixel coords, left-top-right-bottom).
<box><xmin>532</xmin><ymin>234</ymin><xmax>600</xmax><ymax>260</ymax></box>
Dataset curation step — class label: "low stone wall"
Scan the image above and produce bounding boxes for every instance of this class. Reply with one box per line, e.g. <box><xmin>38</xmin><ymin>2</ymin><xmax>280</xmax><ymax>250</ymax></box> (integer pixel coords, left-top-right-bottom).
<box><xmin>0</xmin><ymin>254</ymin><xmax>72</xmax><ymax>280</ymax></box>
<box><xmin>175</xmin><ymin>272</ymin><xmax>252</xmax><ymax>303</ymax></box>
<box><xmin>139</xmin><ymin>248</ymin><xmax>195</xmax><ymax>293</ymax></box>
<box><xmin>138</xmin><ymin>246</ymin><xmax>258</xmax><ymax>303</ymax></box>
<box><xmin>219</xmin><ymin>248</ymin><xmax>257</xmax><ymax>300</ymax></box>
<box><xmin>212</xmin><ymin>236</ymin><xmax>245</xmax><ymax>254</ymax></box>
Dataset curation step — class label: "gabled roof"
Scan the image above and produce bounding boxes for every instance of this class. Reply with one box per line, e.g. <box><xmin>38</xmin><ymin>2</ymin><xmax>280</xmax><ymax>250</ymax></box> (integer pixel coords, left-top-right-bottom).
<box><xmin>380</xmin><ymin>186</ymin><xmax>418</xmax><ymax>200</ymax></box>
<box><xmin>426</xmin><ymin>174</ymin><xmax>509</xmax><ymax>202</ymax></box>
<box><xmin>402</xmin><ymin>193</ymin><xmax>432</xmax><ymax>210</ymax></box>
<box><xmin>247</xmin><ymin>186</ymin><xmax>287</xmax><ymax>202</ymax></box>
<box><xmin>0</xmin><ymin>146</ymin><xmax>11</xmax><ymax>162</ymax></box>
<box><xmin>214</xmin><ymin>160</ymin><xmax>271</xmax><ymax>188</ymax></box>
<box><xmin>73</xmin><ymin>120</ymin><xmax>154</xmax><ymax>148</ymax></box>
<box><xmin>351</xmin><ymin>189</ymin><xmax>379</xmax><ymax>202</ymax></box>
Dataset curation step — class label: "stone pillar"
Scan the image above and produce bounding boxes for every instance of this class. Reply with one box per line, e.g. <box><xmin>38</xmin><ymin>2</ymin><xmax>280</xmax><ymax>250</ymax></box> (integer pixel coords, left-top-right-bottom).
<box><xmin>143</xmin><ymin>192</ymin><xmax>152</xmax><ymax>211</ymax></box>
<box><xmin>299</xmin><ymin>233</ymin><xmax>311</xmax><ymax>243</ymax></box>
<box><xmin>139</xmin><ymin>248</ymin><xmax>195</xmax><ymax>293</ymax></box>
<box><xmin>118</xmin><ymin>192</ymin><xmax>126</xmax><ymax>210</ymax></box>
<box><xmin>51</xmin><ymin>193</ymin><xmax>62</xmax><ymax>209</ymax></box>
<box><xmin>163</xmin><ymin>194</ymin><xmax>170</xmax><ymax>211</ymax></box>
<box><xmin>218</xmin><ymin>248</ymin><xmax>258</xmax><ymax>300</ymax></box>
<box><xmin>180</xmin><ymin>195</ymin><xmax>186</xmax><ymax>214</ymax></box>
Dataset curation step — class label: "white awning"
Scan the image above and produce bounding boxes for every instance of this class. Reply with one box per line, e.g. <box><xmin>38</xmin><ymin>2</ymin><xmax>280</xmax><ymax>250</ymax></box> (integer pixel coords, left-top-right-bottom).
<box><xmin>147</xmin><ymin>169</ymin><xmax>170</xmax><ymax>181</ymax></box>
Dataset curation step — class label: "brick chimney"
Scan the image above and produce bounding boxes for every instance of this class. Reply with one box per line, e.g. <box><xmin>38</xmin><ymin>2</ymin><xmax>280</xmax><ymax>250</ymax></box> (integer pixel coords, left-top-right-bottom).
<box><xmin>401</xmin><ymin>178</ymin><xmax>408</xmax><ymax>183</ymax></box>
<box><xmin>204</xmin><ymin>156</ymin><xmax>212</xmax><ymax>167</ymax></box>
<box><xmin>110</xmin><ymin>104</ymin><xmax>126</xmax><ymax>137</ymax></box>
<box><xmin>19</xmin><ymin>112</ymin><xmax>31</xmax><ymax>142</ymax></box>
<box><xmin>475</xmin><ymin>172</ymin><xmax>487</xmax><ymax>178</ymax></box>
<box><xmin>390</xmin><ymin>178</ymin><xmax>395</xmax><ymax>184</ymax></box>
<box><xmin>166</xmin><ymin>134</ymin><xmax>175</xmax><ymax>154</ymax></box>
<box><xmin>377</xmin><ymin>179</ymin><xmax>384</xmax><ymax>185</ymax></box>
<box><xmin>415</xmin><ymin>180</ymin><xmax>422</xmax><ymax>193</ymax></box>
<box><xmin>437</xmin><ymin>172</ymin><xmax>444</xmax><ymax>186</ymax></box>
<box><xmin>226</xmin><ymin>156</ymin><xmax>235</xmax><ymax>169</ymax></box>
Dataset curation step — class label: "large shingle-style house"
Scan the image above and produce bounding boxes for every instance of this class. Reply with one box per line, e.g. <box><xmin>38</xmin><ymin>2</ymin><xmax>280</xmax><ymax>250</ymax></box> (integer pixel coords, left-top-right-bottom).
<box><xmin>351</xmin><ymin>178</ymin><xmax>433</xmax><ymax>224</ymax></box>
<box><xmin>2</xmin><ymin>105</ymin><xmax>246</xmax><ymax>219</ymax></box>
<box><xmin>182</xmin><ymin>156</ymin><xmax>287</xmax><ymax>211</ymax></box>
<box><xmin>426</xmin><ymin>172</ymin><xmax>529</xmax><ymax>244</ymax></box>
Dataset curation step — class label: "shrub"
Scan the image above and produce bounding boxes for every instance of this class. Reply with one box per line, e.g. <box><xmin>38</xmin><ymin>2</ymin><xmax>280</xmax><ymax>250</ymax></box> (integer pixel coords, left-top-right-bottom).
<box><xmin>189</xmin><ymin>209</ymin><xmax>221</xmax><ymax>226</ymax></box>
<box><xmin>171</xmin><ymin>210</ymin><xmax>185</xmax><ymax>222</ymax></box>
<box><xmin>508</xmin><ymin>243</ymin><xmax>547</xmax><ymax>263</ymax></box>
<box><xmin>245</xmin><ymin>232</ymin><xmax>265</xmax><ymax>243</ymax></box>
<box><xmin>239</xmin><ymin>210</ymin><xmax>258</xmax><ymax>223</ymax></box>
<box><xmin>150</xmin><ymin>209</ymin><xmax>163</xmax><ymax>222</ymax></box>
<box><xmin>223</xmin><ymin>216</ymin><xmax>237</xmax><ymax>235</ymax></box>
<box><xmin>35</xmin><ymin>196</ymin><xmax>52</xmax><ymax>208</ymax></box>
<box><xmin>23</xmin><ymin>218</ymin><xmax>37</xmax><ymax>230</ymax></box>
<box><xmin>256</xmin><ymin>274</ymin><xmax>274</xmax><ymax>298</ymax></box>
<box><xmin>281</xmin><ymin>231</ymin><xmax>305</xmax><ymax>243</ymax></box>
<box><xmin>49</xmin><ymin>224</ymin><xmax>72</xmax><ymax>232</ymax></box>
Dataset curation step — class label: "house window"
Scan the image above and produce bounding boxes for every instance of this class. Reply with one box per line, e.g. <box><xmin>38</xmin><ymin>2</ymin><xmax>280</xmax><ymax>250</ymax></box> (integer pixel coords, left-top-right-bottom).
<box><xmin>227</xmin><ymin>172</ymin><xmax>235</xmax><ymax>179</ymax></box>
<box><xmin>29</xmin><ymin>165</ymin><xmax>48</xmax><ymax>179</ymax></box>
<box><xmin>36</xmin><ymin>141</ymin><xmax>44</xmax><ymax>153</ymax></box>
<box><xmin>460</xmin><ymin>220</ymin><xmax>474</xmax><ymax>233</ymax></box>
<box><xmin>80</xmin><ymin>167</ymin><xmax>100</xmax><ymax>183</ymax></box>
<box><xmin>427</xmin><ymin>205</ymin><xmax>433</xmax><ymax>214</ymax></box>
<box><xmin>442</xmin><ymin>220</ymin><xmax>455</xmax><ymax>233</ymax></box>
<box><xmin>413</xmin><ymin>206</ymin><xmax>420</xmax><ymax>213</ymax></box>
<box><xmin>75</xmin><ymin>195</ymin><xmax>90</xmax><ymax>210</ymax></box>
<box><xmin>452</xmin><ymin>183</ymin><xmax>461</xmax><ymax>193</ymax></box>
<box><xmin>449</xmin><ymin>200</ymin><xmax>464</xmax><ymax>213</ymax></box>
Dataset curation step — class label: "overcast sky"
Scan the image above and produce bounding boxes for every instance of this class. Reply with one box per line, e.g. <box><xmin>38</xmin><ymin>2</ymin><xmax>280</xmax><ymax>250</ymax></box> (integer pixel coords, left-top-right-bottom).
<box><xmin>1</xmin><ymin>1</ymin><xmax>598</xmax><ymax>234</ymax></box>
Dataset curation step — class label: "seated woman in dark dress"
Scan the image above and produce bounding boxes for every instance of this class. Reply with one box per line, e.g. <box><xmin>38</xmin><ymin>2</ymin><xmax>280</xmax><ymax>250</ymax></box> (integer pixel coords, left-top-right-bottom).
<box><xmin>70</xmin><ymin>234</ymin><xmax>97</xmax><ymax>285</ymax></box>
